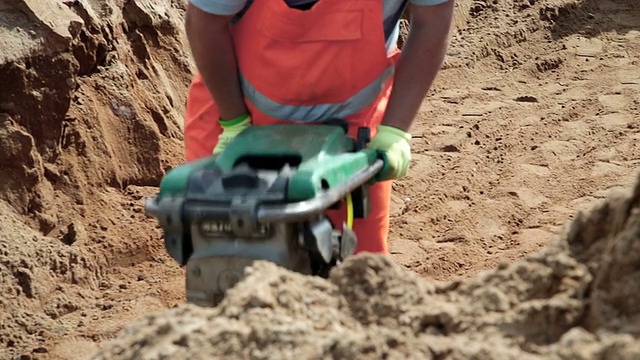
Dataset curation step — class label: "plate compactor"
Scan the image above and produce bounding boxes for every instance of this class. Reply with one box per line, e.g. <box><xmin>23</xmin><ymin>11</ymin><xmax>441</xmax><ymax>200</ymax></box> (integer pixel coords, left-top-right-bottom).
<box><xmin>144</xmin><ymin>122</ymin><xmax>384</xmax><ymax>307</ymax></box>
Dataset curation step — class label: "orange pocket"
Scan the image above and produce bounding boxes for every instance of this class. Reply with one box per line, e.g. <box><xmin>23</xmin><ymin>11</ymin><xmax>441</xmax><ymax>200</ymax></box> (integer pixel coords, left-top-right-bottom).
<box><xmin>248</xmin><ymin>4</ymin><xmax>365</xmax><ymax>105</ymax></box>
<box><xmin>257</xmin><ymin>5</ymin><xmax>363</xmax><ymax>43</ymax></box>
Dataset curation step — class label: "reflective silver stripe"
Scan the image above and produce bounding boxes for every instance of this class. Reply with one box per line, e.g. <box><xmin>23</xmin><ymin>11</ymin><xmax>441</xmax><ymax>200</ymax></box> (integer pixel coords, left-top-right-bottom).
<box><xmin>240</xmin><ymin>64</ymin><xmax>395</xmax><ymax>122</ymax></box>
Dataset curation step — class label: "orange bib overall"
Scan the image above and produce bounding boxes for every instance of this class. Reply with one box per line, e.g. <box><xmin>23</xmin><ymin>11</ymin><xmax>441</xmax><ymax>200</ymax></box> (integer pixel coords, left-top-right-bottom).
<box><xmin>184</xmin><ymin>0</ymin><xmax>400</xmax><ymax>254</ymax></box>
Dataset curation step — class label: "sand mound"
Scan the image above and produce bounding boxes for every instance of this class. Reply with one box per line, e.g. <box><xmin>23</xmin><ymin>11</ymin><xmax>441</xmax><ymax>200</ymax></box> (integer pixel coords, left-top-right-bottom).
<box><xmin>1</xmin><ymin>0</ymin><xmax>191</xmax><ymax>358</ymax></box>
<box><xmin>91</xmin><ymin>174</ymin><xmax>640</xmax><ymax>359</ymax></box>
<box><xmin>2</xmin><ymin>0</ymin><xmax>639</xmax><ymax>358</ymax></box>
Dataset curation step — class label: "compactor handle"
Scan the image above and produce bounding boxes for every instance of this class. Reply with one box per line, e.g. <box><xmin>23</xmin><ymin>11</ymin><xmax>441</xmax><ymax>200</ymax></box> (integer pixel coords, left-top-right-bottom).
<box><xmin>255</xmin><ymin>158</ymin><xmax>384</xmax><ymax>222</ymax></box>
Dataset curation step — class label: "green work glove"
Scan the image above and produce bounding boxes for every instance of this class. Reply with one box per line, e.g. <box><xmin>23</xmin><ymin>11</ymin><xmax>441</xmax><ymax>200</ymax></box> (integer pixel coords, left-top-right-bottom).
<box><xmin>368</xmin><ymin>124</ymin><xmax>412</xmax><ymax>181</ymax></box>
<box><xmin>213</xmin><ymin>114</ymin><xmax>251</xmax><ymax>155</ymax></box>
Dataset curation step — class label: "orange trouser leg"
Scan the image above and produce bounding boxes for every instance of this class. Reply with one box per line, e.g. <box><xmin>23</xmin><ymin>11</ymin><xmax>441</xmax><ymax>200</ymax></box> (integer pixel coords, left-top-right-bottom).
<box><xmin>184</xmin><ymin>73</ymin><xmax>222</xmax><ymax>162</ymax></box>
<box><xmin>183</xmin><ymin>73</ymin><xmax>391</xmax><ymax>254</ymax></box>
<box><xmin>324</xmin><ymin>180</ymin><xmax>392</xmax><ymax>255</ymax></box>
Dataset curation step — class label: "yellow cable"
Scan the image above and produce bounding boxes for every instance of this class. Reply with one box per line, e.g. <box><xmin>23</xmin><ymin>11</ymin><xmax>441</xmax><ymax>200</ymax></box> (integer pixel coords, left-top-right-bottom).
<box><xmin>345</xmin><ymin>193</ymin><xmax>354</xmax><ymax>229</ymax></box>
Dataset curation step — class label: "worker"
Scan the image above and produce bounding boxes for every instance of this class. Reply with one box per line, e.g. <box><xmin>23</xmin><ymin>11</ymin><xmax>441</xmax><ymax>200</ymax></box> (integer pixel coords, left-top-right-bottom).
<box><xmin>183</xmin><ymin>0</ymin><xmax>455</xmax><ymax>255</ymax></box>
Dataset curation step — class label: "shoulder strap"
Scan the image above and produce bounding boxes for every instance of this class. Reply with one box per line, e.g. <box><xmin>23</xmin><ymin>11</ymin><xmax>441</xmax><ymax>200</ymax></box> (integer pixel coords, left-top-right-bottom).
<box><xmin>384</xmin><ymin>0</ymin><xmax>410</xmax><ymax>39</ymax></box>
<box><xmin>231</xmin><ymin>0</ymin><xmax>254</xmax><ymax>24</ymax></box>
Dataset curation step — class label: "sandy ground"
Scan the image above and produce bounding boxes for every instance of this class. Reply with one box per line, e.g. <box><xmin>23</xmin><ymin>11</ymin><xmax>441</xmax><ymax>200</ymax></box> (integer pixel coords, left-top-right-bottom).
<box><xmin>91</xmin><ymin>180</ymin><xmax>640</xmax><ymax>359</ymax></box>
<box><xmin>390</xmin><ymin>0</ymin><xmax>640</xmax><ymax>280</ymax></box>
<box><xmin>0</xmin><ymin>0</ymin><xmax>638</xmax><ymax>359</ymax></box>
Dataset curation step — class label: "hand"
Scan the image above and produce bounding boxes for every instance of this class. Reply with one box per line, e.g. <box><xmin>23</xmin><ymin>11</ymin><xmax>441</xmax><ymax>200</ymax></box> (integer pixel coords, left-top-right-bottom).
<box><xmin>367</xmin><ymin>125</ymin><xmax>412</xmax><ymax>181</ymax></box>
<box><xmin>213</xmin><ymin>114</ymin><xmax>252</xmax><ymax>155</ymax></box>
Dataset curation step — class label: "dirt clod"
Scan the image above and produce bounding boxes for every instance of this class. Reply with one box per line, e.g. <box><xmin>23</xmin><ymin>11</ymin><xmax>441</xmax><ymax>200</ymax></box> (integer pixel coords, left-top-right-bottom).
<box><xmin>1</xmin><ymin>0</ymin><xmax>639</xmax><ymax>358</ymax></box>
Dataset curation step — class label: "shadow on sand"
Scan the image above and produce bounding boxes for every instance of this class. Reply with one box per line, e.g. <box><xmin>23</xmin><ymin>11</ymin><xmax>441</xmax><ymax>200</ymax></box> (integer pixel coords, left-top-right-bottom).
<box><xmin>545</xmin><ymin>0</ymin><xmax>640</xmax><ymax>40</ymax></box>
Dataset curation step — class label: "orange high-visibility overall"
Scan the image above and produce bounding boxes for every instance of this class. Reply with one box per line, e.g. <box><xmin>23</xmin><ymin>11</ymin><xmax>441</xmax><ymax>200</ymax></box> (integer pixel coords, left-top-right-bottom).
<box><xmin>184</xmin><ymin>0</ymin><xmax>400</xmax><ymax>254</ymax></box>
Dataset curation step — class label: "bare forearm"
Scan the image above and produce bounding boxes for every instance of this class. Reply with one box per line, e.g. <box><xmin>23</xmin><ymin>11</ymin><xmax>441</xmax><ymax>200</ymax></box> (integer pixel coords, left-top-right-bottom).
<box><xmin>382</xmin><ymin>1</ymin><xmax>455</xmax><ymax>132</ymax></box>
<box><xmin>185</xmin><ymin>4</ymin><xmax>247</xmax><ymax>120</ymax></box>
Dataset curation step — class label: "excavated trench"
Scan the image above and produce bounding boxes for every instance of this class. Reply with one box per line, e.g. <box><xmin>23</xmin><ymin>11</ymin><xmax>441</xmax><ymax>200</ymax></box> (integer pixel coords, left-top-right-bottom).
<box><xmin>1</xmin><ymin>0</ymin><xmax>639</xmax><ymax>359</ymax></box>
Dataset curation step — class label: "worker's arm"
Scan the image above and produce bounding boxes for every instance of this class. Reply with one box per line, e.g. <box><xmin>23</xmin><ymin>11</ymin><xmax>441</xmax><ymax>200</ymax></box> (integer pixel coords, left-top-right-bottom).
<box><xmin>381</xmin><ymin>0</ymin><xmax>455</xmax><ymax>132</ymax></box>
<box><xmin>185</xmin><ymin>2</ymin><xmax>248</xmax><ymax>120</ymax></box>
